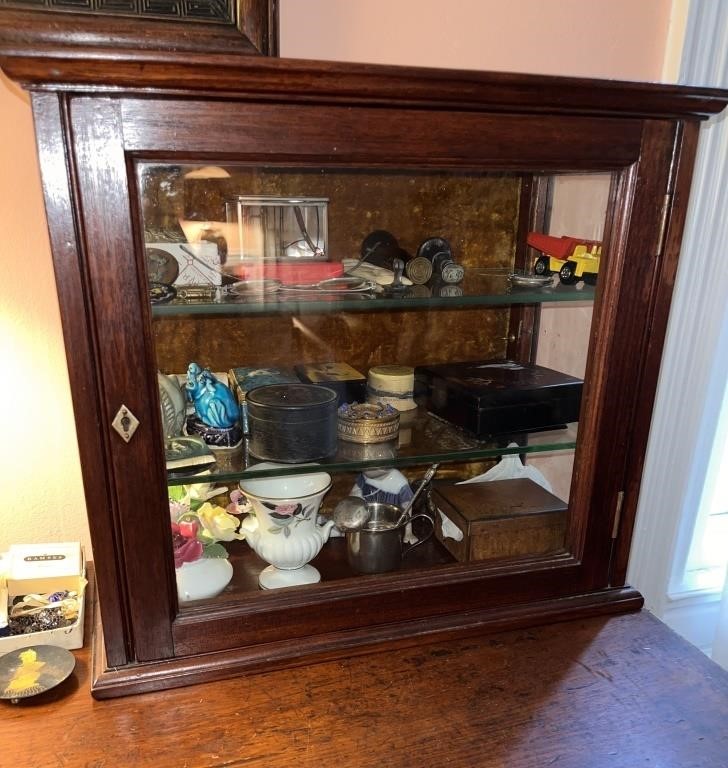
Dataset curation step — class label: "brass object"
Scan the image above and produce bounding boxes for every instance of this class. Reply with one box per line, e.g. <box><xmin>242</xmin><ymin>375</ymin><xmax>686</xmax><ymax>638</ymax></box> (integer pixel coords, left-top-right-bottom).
<box><xmin>337</xmin><ymin>402</ymin><xmax>400</xmax><ymax>444</ymax></box>
<box><xmin>174</xmin><ymin>284</ymin><xmax>218</xmax><ymax>302</ymax></box>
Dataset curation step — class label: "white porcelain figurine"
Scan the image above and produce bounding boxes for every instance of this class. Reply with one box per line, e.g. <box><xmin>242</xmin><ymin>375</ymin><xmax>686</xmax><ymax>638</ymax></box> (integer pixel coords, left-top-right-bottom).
<box><xmin>350</xmin><ymin>467</ymin><xmax>417</xmax><ymax>544</ymax></box>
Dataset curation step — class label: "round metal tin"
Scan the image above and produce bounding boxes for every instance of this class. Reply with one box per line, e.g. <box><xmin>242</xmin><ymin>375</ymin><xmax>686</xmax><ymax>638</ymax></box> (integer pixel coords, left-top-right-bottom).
<box><xmin>337</xmin><ymin>402</ymin><xmax>400</xmax><ymax>444</ymax></box>
<box><xmin>247</xmin><ymin>384</ymin><xmax>338</xmax><ymax>462</ymax></box>
<box><xmin>403</xmin><ymin>256</ymin><xmax>433</xmax><ymax>285</ymax></box>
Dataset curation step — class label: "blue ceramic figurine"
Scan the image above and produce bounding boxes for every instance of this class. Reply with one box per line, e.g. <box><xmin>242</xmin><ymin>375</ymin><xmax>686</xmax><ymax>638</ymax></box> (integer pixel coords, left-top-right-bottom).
<box><xmin>186</xmin><ymin>362</ymin><xmax>240</xmax><ymax>429</ymax></box>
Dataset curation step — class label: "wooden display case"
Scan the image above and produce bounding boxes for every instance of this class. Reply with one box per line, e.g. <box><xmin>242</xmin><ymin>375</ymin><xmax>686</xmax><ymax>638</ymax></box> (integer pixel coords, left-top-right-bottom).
<box><xmin>1</xmin><ymin>31</ymin><xmax>727</xmax><ymax>697</ymax></box>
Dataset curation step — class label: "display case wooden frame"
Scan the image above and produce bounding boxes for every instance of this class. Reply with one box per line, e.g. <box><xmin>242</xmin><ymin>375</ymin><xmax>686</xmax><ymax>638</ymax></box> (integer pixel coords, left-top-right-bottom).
<box><xmin>1</xmin><ymin>38</ymin><xmax>726</xmax><ymax>697</ymax></box>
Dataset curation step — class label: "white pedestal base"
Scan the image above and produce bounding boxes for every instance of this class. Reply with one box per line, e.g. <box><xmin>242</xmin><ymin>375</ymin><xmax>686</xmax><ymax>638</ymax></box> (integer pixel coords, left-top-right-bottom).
<box><xmin>258</xmin><ymin>563</ymin><xmax>321</xmax><ymax>590</ymax></box>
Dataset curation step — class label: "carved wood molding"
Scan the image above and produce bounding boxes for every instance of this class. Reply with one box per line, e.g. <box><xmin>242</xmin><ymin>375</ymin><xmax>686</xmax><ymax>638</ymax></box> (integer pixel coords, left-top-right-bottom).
<box><xmin>0</xmin><ymin>1</ymin><xmax>278</xmax><ymax>55</ymax></box>
<box><xmin>0</xmin><ymin>0</ymin><xmax>235</xmax><ymax>24</ymax></box>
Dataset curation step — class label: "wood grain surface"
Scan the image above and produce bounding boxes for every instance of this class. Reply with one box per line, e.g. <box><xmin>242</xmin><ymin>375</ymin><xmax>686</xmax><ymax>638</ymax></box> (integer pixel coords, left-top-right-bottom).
<box><xmin>3</xmin><ymin>611</ymin><xmax>727</xmax><ymax>768</ymax></box>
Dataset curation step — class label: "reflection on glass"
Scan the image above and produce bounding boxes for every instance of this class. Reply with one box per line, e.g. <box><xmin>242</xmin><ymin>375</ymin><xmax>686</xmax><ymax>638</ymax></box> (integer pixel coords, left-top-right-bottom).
<box><xmin>136</xmin><ymin>162</ymin><xmax>609</xmax><ymax>605</ymax></box>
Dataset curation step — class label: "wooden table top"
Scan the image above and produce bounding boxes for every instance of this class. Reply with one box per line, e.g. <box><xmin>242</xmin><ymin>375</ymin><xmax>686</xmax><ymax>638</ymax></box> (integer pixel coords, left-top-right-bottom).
<box><xmin>1</xmin><ymin>610</ymin><xmax>727</xmax><ymax>768</ymax></box>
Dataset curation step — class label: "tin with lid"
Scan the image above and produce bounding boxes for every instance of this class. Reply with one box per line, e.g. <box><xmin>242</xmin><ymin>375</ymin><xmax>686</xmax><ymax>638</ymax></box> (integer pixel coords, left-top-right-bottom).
<box><xmin>247</xmin><ymin>383</ymin><xmax>338</xmax><ymax>463</ymax></box>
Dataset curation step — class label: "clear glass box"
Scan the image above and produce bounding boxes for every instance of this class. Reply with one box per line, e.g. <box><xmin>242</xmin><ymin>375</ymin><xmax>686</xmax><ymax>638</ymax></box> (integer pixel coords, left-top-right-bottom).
<box><xmin>225</xmin><ymin>195</ymin><xmax>328</xmax><ymax>261</ymax></box>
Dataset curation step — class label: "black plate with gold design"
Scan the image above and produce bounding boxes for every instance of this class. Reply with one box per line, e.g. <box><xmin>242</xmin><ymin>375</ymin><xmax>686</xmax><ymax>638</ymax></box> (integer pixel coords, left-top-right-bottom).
<box><xmin>0</xmin><ymin>645</ymin><xmax>76</xmax><ymax>704</ymax></box>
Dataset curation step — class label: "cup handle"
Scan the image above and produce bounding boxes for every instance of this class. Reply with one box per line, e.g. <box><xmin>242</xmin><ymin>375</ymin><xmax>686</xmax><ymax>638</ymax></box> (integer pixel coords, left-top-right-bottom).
<box><xmin>401</xmin><ymin>512</ymin><xmax>435</xmax><ymax>558</ymax></box>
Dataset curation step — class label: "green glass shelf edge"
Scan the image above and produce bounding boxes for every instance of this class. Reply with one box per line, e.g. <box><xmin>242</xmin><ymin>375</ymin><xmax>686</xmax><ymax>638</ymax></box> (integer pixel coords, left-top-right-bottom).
<box><xmin>152</xmin><ymin>273</ymin><xmax>595</xmax><ymax>317</ymax></box>
<box><xmin>167</xmin><ymin>421</ymin><xmax>579</xmax><ymax>486</ymax></box>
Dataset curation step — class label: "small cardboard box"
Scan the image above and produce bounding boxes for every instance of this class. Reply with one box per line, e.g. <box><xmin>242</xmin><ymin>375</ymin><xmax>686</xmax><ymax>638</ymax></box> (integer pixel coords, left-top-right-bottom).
<box><xmin>7</xmin><ymin>542</ymin><xmax>82</xmax><ymax>595</ymax></box>
<box><xmin>431</xmin><ymin>479</ymin><xmax>567</xmax><ymax>562</ymax></box>
<box><xmin>1</xmin><ymin>543</ymin><xmax>86</xmax><ymax>653</ymax></box>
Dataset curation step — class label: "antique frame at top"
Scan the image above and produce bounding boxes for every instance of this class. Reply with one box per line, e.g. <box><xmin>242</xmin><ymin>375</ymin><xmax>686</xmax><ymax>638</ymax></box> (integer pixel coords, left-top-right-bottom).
<box><xmin>1</xmin><ymin>39</ymin><xmax>727</xmax><ymax>696</ymax></box>
<box><xmin>0</xmin><ymin>1</ymin><xmax>279</xmax><ymax>56</ymax></box>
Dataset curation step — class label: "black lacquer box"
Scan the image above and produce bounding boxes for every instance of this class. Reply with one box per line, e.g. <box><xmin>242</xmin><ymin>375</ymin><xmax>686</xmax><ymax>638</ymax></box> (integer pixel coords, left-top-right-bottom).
<box><xmin>414</xmin><ymin>359</ymin><xmax>583</xmax><ymax>439</ymax></box>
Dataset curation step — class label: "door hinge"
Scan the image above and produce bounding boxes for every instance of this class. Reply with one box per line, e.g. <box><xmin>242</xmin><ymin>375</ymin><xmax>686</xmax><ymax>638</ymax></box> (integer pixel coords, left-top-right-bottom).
<box><xmin>501</xmin><ymin>320</ymin><xmax>522</xmax><ymax>344</ymax></box>
<box><xmin>656</xmin><ymin>193</ymin><xmax>672</xmax><ymax>257</ymax></box>
<box><xmin>611</xmin><ymin>491</ymin><xmax>625</xmax><ymax>539</ymax></box>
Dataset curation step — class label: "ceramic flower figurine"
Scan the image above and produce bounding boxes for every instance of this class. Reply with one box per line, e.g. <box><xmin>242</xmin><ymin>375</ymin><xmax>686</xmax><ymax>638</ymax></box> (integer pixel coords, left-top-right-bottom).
<box><xmin>169</xmin><ymin>488</ymin><xmax>245</xmax><ymax>566</ymax></box>
<box><xmin>185</xmin><ymin>362</ymin><xmax>240</xmax><ymax>429</ymax></box>
<box><xmin>169</xmin><ymin>487</ymin><xmax>246</xmax><ymax>602</ymax></box>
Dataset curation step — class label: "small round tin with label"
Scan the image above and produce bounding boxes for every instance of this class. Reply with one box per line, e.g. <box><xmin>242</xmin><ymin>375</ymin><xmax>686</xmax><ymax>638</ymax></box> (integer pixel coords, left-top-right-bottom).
<box><xmin>247</xmin><ymin>384</ymin><xmax>338</xmax><ymax>463</ymax></box>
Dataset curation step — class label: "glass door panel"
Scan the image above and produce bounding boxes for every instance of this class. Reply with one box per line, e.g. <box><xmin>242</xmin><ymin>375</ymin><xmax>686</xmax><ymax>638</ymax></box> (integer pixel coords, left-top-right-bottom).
<box><xmin>135</xmin><ymin>162</ymin><xmax>609</xmax><ymax>605</ymax></box>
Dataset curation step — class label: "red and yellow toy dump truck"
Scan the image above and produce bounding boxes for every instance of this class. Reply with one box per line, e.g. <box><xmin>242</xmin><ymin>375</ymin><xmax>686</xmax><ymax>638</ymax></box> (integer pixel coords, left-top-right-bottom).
<box><xmin>527</xmin><ymin>232</ymin><xmax>602</xmax><ymax>285</ymax></box>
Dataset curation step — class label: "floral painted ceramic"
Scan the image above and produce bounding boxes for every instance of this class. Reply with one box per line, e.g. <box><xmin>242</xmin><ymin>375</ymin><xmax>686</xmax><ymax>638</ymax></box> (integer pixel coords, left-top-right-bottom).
<box><xmin>238</xmin><ymin>465</ymin><xmax>333</xmax><ymax>589</ymax></box>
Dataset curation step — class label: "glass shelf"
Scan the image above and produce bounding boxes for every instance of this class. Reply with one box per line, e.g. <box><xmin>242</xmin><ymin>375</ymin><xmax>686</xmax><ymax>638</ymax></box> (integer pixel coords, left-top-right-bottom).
<box><xmin>167</xmin><ymin>408</ymin><xmax>578</xmax><ymax>486</ymax></box>
<box><xmin>152</xmin><ymin>269</ymin><xmax>595</xmax><ymax>318</ymax></box>
<box><xmin>193</xmin><ymin>535</ymin><xmax>457</xmax><ymax>605</ymax></box>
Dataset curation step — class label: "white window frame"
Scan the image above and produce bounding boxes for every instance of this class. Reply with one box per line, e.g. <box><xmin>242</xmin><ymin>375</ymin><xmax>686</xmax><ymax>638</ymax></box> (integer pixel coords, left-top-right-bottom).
<box><xmin>626</xmin><ymin>0</ymin><xmax>728</xmax><ymax>654</ymax></box>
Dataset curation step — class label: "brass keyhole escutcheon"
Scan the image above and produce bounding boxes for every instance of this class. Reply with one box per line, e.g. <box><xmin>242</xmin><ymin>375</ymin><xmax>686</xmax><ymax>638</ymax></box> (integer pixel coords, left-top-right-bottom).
<box><xmin>112</xmin><ymin>404</ymin><xmax>140</xmax><ymax>443</ymax></box>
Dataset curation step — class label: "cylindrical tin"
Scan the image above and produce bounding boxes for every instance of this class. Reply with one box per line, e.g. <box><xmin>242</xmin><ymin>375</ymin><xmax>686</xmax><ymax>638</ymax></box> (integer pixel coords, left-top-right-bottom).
<box><xmin>366</xmin><ymin>365</ymin><xmax>417</xmax><ymax>411</ymax></box>
<box><xmin>405</xmin><ymin>258</ymin><xmax>433</xmax><ymax>284</ymax></box>
<box><xmin>247</xmin><ymin>384</ymin><xmax>338</xmax><ymax>463</ymax></box>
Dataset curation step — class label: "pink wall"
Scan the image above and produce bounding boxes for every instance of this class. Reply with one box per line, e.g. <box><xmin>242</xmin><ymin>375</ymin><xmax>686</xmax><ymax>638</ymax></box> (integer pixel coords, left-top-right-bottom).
<box><xmin>281</xmin><ymin>0</ymin><xmax>672</xmax><ymax>79</ymax></box>
<box><xmin>0</xmin><ymin>1</ymin><xmax>674</xmax><ymax>552</ymax></box>
<box><xmin>0</xmin><ymin>74</ymin><xmax>88</xmax><ymax>551</ymax></box>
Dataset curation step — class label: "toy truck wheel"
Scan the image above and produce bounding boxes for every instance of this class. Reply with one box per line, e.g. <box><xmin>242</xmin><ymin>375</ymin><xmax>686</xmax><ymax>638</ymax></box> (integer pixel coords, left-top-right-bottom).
<box><xmin>558</xmin><ymin>261</ymin><xmax>579</xmax><ymax>285</ymax></box>
<box><xmin>534</xmin><ymin>256</ymin><xmax>551</xmax><ymax>276</ymax></box>
<box><xmin>584</xmin><ymin>272</ymin><xmax>597</xmax><ymax>286</ymax></box>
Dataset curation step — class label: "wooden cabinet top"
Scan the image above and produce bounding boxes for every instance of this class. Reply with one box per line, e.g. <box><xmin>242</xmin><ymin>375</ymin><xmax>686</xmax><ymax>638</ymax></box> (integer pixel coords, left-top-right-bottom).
<box><xmin>0</xmin><ymin>41</ymin><xmax>727</xmax><ymax>119</ymax></box>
